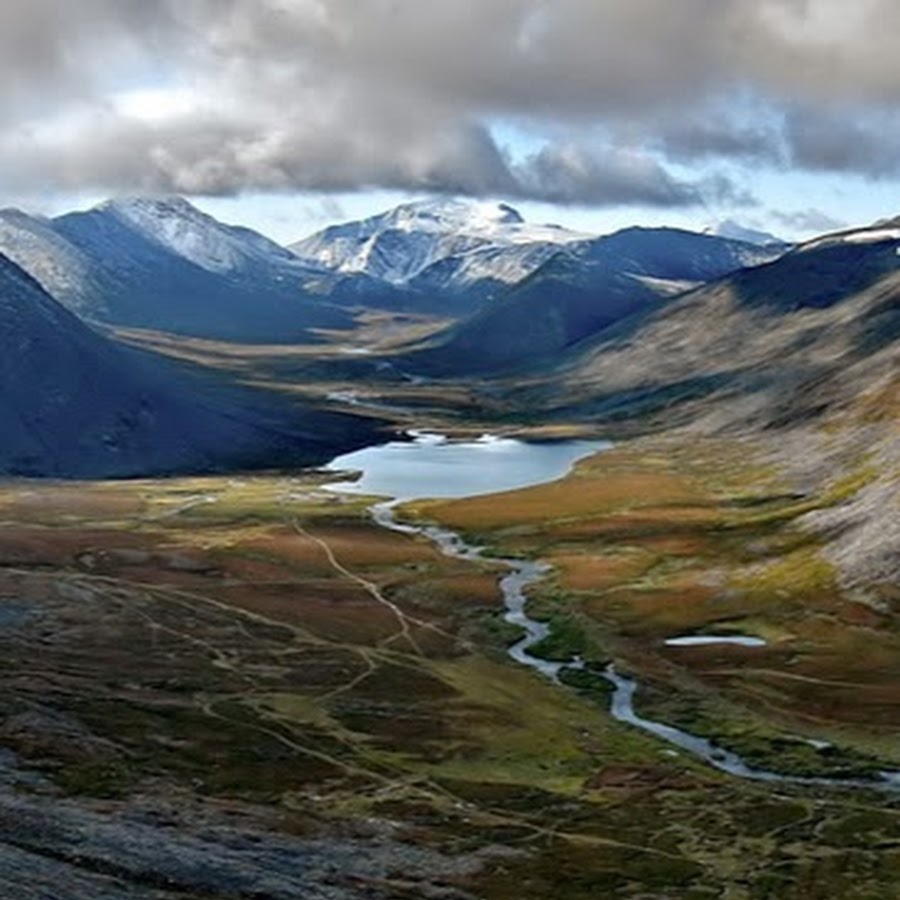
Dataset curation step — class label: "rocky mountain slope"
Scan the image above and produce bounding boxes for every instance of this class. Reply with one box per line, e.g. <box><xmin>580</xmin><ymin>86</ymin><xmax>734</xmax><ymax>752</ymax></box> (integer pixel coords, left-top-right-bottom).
<box><xmin>0</xmin><ymin>209</ymin><xmax>105</xmax><ymax>319</ymax></box>
<box><xmin>0</xmin><ymin>252</ymin><xmax>380</xmax><ymax>477</ymax></box>
<box><xmin>534</xmin><ymin>224</ymin><xmax>900</xmax><ymax>417</ymax></box>
<box><xmin>517</xmin><ymin>223</ymin><xmax>899</xmax><ymax>588</ymax></box>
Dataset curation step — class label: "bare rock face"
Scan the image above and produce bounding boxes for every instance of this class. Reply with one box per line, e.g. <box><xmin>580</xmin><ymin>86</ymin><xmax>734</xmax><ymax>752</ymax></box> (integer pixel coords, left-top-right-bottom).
<box><xmin>803</xmin><ymin>433</ymin><xmax>900</xmax><ymax>590</ymax></box>
<box><xmin>0</xmin><ymin>777</ymin><xmax>487</xmax><ymax>900</ymax></box>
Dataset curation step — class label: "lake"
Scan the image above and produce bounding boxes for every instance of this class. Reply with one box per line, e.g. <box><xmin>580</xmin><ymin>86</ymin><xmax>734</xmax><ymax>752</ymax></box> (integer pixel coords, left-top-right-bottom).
<box><xmin>324</xmin><ymin>431</ymin><xmax>610</xmax><ymax>500</ymax></box>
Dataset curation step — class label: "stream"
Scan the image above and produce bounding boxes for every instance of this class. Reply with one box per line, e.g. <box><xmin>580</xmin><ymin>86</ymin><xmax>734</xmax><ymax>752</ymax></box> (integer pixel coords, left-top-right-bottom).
<box><xmin>325</xmin><ymin>431</ymin><xmax>900</xmax><ymax>792</ymax></box>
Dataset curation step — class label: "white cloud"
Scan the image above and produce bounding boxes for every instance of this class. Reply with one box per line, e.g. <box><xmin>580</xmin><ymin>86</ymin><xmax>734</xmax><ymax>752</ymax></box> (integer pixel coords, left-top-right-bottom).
<box><xmin>2</xmin><ymin>1</ymin><xmax>900</xmax><ymax>206</ymax></box>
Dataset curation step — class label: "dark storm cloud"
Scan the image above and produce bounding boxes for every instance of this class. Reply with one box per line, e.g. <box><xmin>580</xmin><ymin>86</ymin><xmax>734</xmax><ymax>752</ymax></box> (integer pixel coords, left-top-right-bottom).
<box><xmin>515</xmin><ymin>144</ymin><xmax>703</xmax><ymax>207</ymax></box>
<box><xmin>784</xmin><ymin>106</ymin><xmax>900</xmax><ymax>176</ymax></box>
<box><xmin>3</xmin><ymin>1</ymin><xmax>900</xmax><ymax>204</ymax></box>
<box><xmin>1</xmin><ymin>113</ymin><xmax>724</xmax><ymax>208</ymax></box>
<box><xmin>653</xmin><ymin>118</ymin><xmax>785</xmax><ymax>166</ymax></box>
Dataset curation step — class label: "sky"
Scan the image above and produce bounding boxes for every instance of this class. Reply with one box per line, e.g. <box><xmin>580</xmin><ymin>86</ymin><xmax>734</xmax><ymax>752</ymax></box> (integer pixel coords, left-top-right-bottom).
<box><xmin>1</xmin><ymin>0</ymin><xmax>900</xmax><ymax>243</ymax></box>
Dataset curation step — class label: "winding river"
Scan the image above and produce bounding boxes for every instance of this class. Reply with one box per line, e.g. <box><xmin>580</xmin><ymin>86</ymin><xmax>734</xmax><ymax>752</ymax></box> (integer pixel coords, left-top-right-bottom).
<box><xmin>325</xmin><ymin>431</ymin><xmax>900</xmax><ymax>791</ymax></box>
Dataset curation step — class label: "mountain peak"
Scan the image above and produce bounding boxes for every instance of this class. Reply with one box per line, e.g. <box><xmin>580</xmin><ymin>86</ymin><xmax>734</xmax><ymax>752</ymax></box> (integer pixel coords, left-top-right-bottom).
<box><xmin>98</xmin><ymin>195</ymin><xmax>208</xmax><ymax>223</ymax></box>
<box><xmin>705</xmin><ymin>219</ymin><xmax>785</xmax><ymax>247</ymax></box>
<box><xmin>384</xmin><ymin>198</ymin><xmax>525</xmax><ymax>234</ymax></box>
<box><xmin>83</xmin><ymin>195</ymin><xmax>299</xmax><ymax>276</ymax></box>
<box><xmin>100</xmin><ymin>194</ymin><xmax>194</xmax><ymax>211</ymax></box>
<box><xmin>290</xmin><ymin>196</ymin><xmax>589</xmax><ymax>288</ymax></box>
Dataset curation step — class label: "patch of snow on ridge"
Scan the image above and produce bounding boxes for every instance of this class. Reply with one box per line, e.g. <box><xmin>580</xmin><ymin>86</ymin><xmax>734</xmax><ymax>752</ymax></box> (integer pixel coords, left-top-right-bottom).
<box><xmin>387</xmin><ymin>199</ymin><xmax>524</xmax><ymax>234</ymax></box>
<box><xmin>290</xmin><ymin>197</ymin><xmax>591</xmax><ymax>287</ymax></box>
<box><xmin>380</xmin><ymin>199</ymin><xmax>590</xmax><ymax>245</ymax></box>
<box><xmin>98</xmin><ymin>197</ymin><xmax>296</xmax><ymax>275</ymax></box>
<box><xmin>839</xmin><ymin>228</ymin><xmax>900</xmax><ymax>244</ymax></box>
<box><xmin>799</xmin><ymin>226</ymin><xmax>900</xmax><ymax>253</ymax></box>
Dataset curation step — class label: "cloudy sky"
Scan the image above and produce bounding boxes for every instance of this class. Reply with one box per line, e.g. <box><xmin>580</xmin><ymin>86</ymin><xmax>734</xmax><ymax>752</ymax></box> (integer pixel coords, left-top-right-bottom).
<box><xmin>1</xmin><ymin>0</ymin><xmax>899</xmax><ymax>241</ymax></box>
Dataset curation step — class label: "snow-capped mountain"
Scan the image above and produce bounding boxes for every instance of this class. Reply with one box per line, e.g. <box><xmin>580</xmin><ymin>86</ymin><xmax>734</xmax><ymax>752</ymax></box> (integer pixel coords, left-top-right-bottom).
<box><xmin>94</xmin><ymin>196</ymin><xmax>306</xmax><ymax>277</ymax></box>
<box><xmin>0</xmin><ymin>194</ymin><xmax>791</xmax><ymax>349</ymax></box>
<box><xmin>290</xmin><ymin>198</ymin><xmax>589</xmax><ymax>300</ymax></box>
<box><xmin>0</xmin><ymin>197</ymin><xmax>353</xmax><ymax>342</ymax></box>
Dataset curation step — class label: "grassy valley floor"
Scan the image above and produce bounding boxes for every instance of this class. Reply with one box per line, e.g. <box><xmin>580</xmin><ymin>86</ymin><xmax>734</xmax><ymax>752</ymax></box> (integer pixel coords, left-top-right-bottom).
<box><xmin>0</xmin><ymin>448</ymin><xmax>896</xmax><ymax>898</ymax></box>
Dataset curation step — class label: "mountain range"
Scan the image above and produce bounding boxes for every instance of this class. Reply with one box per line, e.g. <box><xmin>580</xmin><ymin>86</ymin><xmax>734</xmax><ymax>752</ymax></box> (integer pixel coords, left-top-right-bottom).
<box><xmin>517</xmin><ymin>220</ymin><xmax>899</xmax><ymax>423</ymax></box>
<box><xmin>0</xmin><ymin>198</ymin><xmax>353</xmax><ymax>343</ymax></box>
<box><xmin>1</xmin><ymin>191</ymin><xmax>895</xmax><ymax>513</ymax></box>
<box><xmin>405</xmin><ymin>225</ymin><xmax>780</xmax><ymax>372</ymax></box>
<box><xmin>0</xmin><ymin>196</ymin><xmax>789</xmax><ymax>347</ymax></box>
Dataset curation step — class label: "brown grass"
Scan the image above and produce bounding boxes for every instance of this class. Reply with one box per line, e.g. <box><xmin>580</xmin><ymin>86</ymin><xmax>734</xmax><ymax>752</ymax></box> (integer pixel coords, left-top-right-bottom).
<box><xmin>412</xmin><ymin>466</ymin><xmax>701</xmax><ymax>533</ymax></box>
<box><xmin>547</xmin><ymin>551</ymin><xmax>656</xmax><ymax>592</ymax></box>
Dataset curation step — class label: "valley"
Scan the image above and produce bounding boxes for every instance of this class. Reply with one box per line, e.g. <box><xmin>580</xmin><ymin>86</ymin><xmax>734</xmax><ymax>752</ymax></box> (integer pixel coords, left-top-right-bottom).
<box><xmin>0</xmin><ymin>428</ymin><xmax>897</xmax><ymax>899</ymax></box>
<box><xmin>6</xmin><ymin>3</ymin><xmax>900</xmax><ymax>897</ymax></box>
<box><xmin>0</xmin><ymin>195</ymin><xmax>896</xmax><ymax>898</ymax></box>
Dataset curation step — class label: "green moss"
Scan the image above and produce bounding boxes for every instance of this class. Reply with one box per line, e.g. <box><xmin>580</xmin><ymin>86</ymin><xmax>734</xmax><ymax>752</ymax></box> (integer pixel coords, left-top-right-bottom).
<box><xmin>528</xmin><ymin>615</ymin><xmax>589</xmax><ymax>662</ymax></box>
<box><xmin>738</xmin><ymin>800</ymin><xmax>809</xmax><ymax>837</ymax></box>
<box><xmin>479</xmin><ymin>611</ymin><xmax>528</xmax><ymax>648</ymax></box>
<box><xmin>820</xmin><ymin>810</ymin><xmax>900</xmax><ymax>846</ymax></box>
<box><xmin>823</xmin><ymin>464</ymin><xmax>880</xmax><ymax>504</ymax></box>
<box><xmin>525</xmin><ymin>588</ymin><xmax>575</xmax><ymax>620</ymax></box>
<box><xmin>558</xmin><ymin>664</ymin><xmax>614</xmax><ymax>703</ymax></box>
<box><xmin>479</xmin><ymin>545</ymin><xmax>532</xmax><ymax>560</ymax></box>
<box><xmin>639</xmin><ymin>689</ymin><xmax>887</xmax><ymax>780</ymax></box>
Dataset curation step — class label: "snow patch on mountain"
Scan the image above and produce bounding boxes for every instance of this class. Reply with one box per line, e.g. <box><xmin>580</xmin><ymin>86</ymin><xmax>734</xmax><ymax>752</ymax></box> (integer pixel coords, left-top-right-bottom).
<box><xmin>799</xmin><ymin>224</ymin><xmax>900</xmax><ymax>253</ymax></box>
<box><xmin>0</xmin><ymin>209</ymin><xmax>103</xmax><ymax>316</ymax></box>
<box><xmin>99</xmin><ymin>196</ymin><xmax>303</xmax><ymax>275</ymax></box>
<box><xmin>290</xmin><ymin>198</ymin><xmax>590</xmax><ymax>288</ymax></box>
<box><xmin>23</xmin><ymin>196</ymin><xmax>353</xmax><ymax>341</ymax></box>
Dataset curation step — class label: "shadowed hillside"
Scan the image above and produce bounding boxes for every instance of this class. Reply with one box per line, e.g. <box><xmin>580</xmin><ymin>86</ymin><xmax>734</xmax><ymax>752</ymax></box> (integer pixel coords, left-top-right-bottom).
<box><xmin>0</xmin><ymin>252</ymin><xmax>383</xmax><ymax>477</ymax></box>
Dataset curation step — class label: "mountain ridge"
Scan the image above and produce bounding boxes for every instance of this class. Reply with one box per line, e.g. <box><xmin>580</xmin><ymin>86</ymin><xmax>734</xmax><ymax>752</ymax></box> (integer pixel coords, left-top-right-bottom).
<box><xmin>0</xmin><ymin>198</ymin><xmax>354</xmax><ymax>343</ymax></box>
<box><xmin>401</xmin><ymin>224</ymin><xmax>782</xmax><ymax>373</ymax></box>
